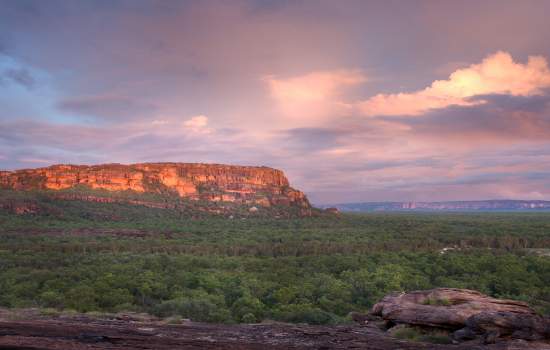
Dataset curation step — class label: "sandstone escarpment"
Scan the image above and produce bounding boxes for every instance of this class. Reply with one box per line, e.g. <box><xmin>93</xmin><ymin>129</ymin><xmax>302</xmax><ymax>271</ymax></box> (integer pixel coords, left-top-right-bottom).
<box><xmin>0</xmin><ymin>163</ymin><xmax>311</xmax><ymax>211</ymax></box>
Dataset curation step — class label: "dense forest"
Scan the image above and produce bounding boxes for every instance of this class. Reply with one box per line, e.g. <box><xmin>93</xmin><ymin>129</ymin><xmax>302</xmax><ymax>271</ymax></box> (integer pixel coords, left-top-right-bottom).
<box><xmin>0</xmin><ymin>192</ymin><xmax>549</xmax><ymax>324</ymax></box>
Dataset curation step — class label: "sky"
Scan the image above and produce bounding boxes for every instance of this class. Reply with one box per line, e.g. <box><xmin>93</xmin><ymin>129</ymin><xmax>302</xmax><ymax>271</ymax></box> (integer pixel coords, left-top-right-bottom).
<box><xmin>1</xmin><ymin>0</ymin><xmax>550</xmax><ymax>204</ymax></box>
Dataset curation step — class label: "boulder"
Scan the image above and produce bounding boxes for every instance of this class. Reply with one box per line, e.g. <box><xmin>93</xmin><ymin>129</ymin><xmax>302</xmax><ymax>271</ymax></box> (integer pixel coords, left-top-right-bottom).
<box><xmin>372</xmin><ymin>288</ymin><xmax>536</xmax><ymax>329</ymax></box>
<box><xmin>464</xmin><ymin>311</ymin><xmax>550</xmax><ymax>342</ymax></box>
<box><xmin>370</xmin><ymin>288</ymin><xmax>550</xmax><ymax>343</ymax></box>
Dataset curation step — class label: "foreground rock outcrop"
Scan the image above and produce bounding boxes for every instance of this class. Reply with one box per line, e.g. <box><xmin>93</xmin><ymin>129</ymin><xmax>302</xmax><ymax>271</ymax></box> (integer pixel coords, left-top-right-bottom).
<box><xmin>0</xmin><ymin>292</ymin><xmax>548</xmax><ymax>349</ymax></box>
<box><xmin>0</xmin><ymin>163</ymin><xmax>311</xmax><ymax>214</ymax></box>
<box><xmin>0</xmin><ymin>308</ymin><xmax>545</xmax><ymax>350</ymax></box>
<box><xmin>369</xmin><ymin>288</ymin><xmax>550</xmax><ymax>346</ymax></box>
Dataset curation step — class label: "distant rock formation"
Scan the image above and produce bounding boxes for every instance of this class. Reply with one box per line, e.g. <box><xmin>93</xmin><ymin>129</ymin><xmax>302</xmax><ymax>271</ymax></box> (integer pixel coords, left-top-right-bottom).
<box><xmin>323</xmin><ymin>207</ymin><xmax>340</xmax><ymax>215</ymax></box>
<box><xmin>326</xmin><ymin>200</ymin><xmax>550</xmax><ymax>212</ymax></box>
<box><xmin>0</xmin><ymin>163</ymin><xmax>311</xmax><ymax>214</ymax></box>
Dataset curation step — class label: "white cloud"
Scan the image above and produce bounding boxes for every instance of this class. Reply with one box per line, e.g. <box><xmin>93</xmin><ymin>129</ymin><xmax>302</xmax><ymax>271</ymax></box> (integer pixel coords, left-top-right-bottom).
<box><xmin>265</xmin><ymin>69</ymin><xmax>366</xmax><ymax>125</ymax></box>
<box><xmin>18</xmin><ymin>158</ymin><xmax>53</xmax><ymax>164</ymax></box>
<box><xmin>359</xmin><ymin>51</ymin><xmax>550</xmax><ymax>116</ymax></box>
<box><xmin>266</xmin><ymin>69</ymin><xmax>366</xmax><ymax>103</ymax></box>
<box><xmin>183</xmin><ymin>115</ymin><xmax>211</xmax><ymax>134</ymax></box>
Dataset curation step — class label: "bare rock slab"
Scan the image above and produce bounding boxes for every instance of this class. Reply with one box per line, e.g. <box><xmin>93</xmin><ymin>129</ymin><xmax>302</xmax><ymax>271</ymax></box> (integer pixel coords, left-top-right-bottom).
<box><xmin>371</xmin><ymin>288</ymin><xmax>550</xmax><ymax>344</ymax></box>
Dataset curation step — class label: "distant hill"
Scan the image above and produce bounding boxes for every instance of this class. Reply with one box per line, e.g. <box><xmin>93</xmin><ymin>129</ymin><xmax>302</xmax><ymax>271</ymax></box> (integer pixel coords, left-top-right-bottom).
<box><xmin>321</xmin><ymin>200</ymin><xmax>550</xmax><ymax>212</ymax></box>
<box><xmin>0</xmin><ymin>162</ymin><xmax>312</xmax><ymax>217</ymax></box>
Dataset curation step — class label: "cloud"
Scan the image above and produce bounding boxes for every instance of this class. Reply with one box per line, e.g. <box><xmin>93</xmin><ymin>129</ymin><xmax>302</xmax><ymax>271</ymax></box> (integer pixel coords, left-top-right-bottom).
<box><xmin>3</xmin><ymin>1</ymin><xmax>550</xmax><ymax>203</ymax></box>
<box><xmin>184</xmin><ymin>115</ymin><xmax>208</xmax><ymax>128</ymax></box>
<box><xmin>0</xmin><ymin>54</ymin><xmax>41</xmax><ymax>92</ymax></box>
<box><xmin>18</xmin><ymin>158</ymin><xmax>53</xmax><ymax>164</ymax></box>
<box><xmin>359</xmin><ymin>51</ymin><xmax>550</xmax><ymax>116</ymax></box>
<box><xmin>3</xmin><ymin>68</ymin><xmax>35</xmax><ymax>89</ymax></box>
<box><xmin>183</xmin><ymin>115</ymin><xmax>212</xmax><ymax>134</ymax></box>
<box><xmin>266</xmin><ymin>69</ymin><xmax>366</xmax><ymax>104</ymax></box>
<box><xmin>3</xmin><ymin>109</ymin><xmax>550</xmax><ymax>205</ymax></box>
<box><xmin>0</xmin><ymin>117</ymin><xmax>246</xmax><ymax>170</ymax></box>
<box><xmin>265</xmin><ymin>69</ymin><xmax>366</xmax><ymax>125</ymax></box>
<box><xmin>402</xmin><ymin>93</ymin><xmax>550</xmax><ymax>143</ymax></box>
<box><xmin>58</xmin><ymin>94</ymin><xmax>157</xmax><ymax>120</ymax></box>
<box><xmin>279</xmin><ymin>127</ymin><xmax>346</xmax><ymax>152</ymax></box>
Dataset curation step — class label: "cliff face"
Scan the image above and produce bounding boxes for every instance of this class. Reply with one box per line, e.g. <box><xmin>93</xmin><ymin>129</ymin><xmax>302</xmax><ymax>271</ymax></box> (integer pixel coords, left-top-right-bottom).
<box><xmin>0</xmin><ymin>163</ymin><xmax>311</xmax><ymax>210</ymax></box>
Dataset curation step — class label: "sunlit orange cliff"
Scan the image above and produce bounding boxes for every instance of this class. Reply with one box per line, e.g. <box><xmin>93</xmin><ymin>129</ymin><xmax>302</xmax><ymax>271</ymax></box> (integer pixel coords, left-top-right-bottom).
<box><xmin>0</xmin><ymin>163</ymin><xmax>311</xmax><ymax>212</ymax></box>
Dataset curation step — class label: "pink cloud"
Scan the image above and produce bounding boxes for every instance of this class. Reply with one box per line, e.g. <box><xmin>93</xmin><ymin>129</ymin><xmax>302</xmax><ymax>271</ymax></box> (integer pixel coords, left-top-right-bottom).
<box><xmin>265</xmin><ymin>69</ymin><xmax>366</xmax><ymax>126</ymax></box>
<box><xmin>18</xmin><ymin>158</ymin><xmax>53</xmax><ymax>164</ymax></box>
<box><xmin>359</xmin><ymin>51</ymin><xmax>550</xmax><ymax>116</ymax></box>
<box><xmin>183</xmin><ymin>115</ymin><xmax>212</xmax><ymax>134</ymax></box>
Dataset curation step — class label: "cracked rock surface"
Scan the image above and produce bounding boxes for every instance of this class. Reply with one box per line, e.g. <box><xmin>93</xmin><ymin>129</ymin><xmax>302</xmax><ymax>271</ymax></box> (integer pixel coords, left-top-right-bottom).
<box><xmin>1</xmin><ymin>308</ymin><xmax>549</xmax><ymax>350</ymax></box>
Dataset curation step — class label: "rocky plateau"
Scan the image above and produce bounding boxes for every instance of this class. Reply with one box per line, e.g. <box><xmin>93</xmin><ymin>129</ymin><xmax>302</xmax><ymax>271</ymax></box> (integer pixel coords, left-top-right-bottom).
<box><xmin>0</xmin><ymin>163</ymin><xmax>312</xmax><ymax>216</ymax></box>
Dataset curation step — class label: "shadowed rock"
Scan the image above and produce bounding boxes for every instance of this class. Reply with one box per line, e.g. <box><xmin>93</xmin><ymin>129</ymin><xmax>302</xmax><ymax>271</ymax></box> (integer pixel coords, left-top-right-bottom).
<box><xmin>370</xmin><ymin>288</ymin><xmax>550</xmax><ymax>345</ymax></box>
<box><xmin>0</xmin><ymin>312</ymin><xmax>543</xmax><ymax>350</ymax></box>
<box><xmin>465</xmin><ymin>311</ymin><xmax>550</xmax><ymax>343</ymax></box>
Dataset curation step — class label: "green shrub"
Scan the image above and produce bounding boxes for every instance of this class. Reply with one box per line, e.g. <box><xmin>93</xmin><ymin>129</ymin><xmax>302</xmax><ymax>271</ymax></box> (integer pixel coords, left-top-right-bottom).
<box><xmin>66</xmin><ymin>285</ymin><xmax>98</xmax><ymax>312</ymax></box>
<box><xmin>422</xmin><ymin>298</ymin><xmax>451</xmax><ymax>306</ymax></box>
<box><xmin>392</xmin><ymin>326</ymin><xmax>451</xmax><ymax>344</ymax></box>
<box><xmin>273</xmin><ymin>304</ymin><xmax>336</xmax><ymax>325</ymax></box>
<box><xmin>231</xmin><ymin>296</ymin><xmax>265</xmax><ymax>322</ymax></box>
<box><xmin>392</xmin><ymin>326</ymin><xmax>422</xmax><ymax>341</ymax></box>
<box><xmin>421</xmin><ymin>334</ymin><xmax>452</xmax><ymax>344</ymax></box>
<box><xmin>241</xmin><ymin>313</ymin><xmax>257</xmax><ymax>323</ymax></box>
<box><xmin>153</xmin><ymin>296</ymin><xmax>231</xmax><ymax>323</ymax></box>
<box><xmin>40</xmin><ymin>308</ymin><xmax>60</xmax><ymax>317</ymax></box>
<box><xmin>39</xmin><ymin>291</ymin><xmax>64</xmax><ymax>308</ymax></box>
<box><xmin>164</xmin><ymin>315</ymin><xmax>182</xmax><ymax>324</ymax></box>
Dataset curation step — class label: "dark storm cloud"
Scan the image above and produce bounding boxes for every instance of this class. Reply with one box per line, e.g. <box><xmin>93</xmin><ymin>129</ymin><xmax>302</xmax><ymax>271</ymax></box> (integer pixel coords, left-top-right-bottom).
<box><xmin>399</xmin><ymin>93</ymin><xmax>550</xmax><ymax>141</ymax></box>
<box><xmin>0</xmin><ymin>120</ymin><xmax>116</xmax><ymax>151</ymax></box>
<box><xmin>279</xmin><ymin>128</ymin><xmax>346</xmax><ymax>151</ymax></box>
<box><xmin>3</xmin><ymin>68</ymin><xmax>35</xmax><ymax>89</ymax></box>
<box><xmin>469</xmin><ymin>93</ymin><xmax>550</xmax><ymax>113</ymax></box>
<box><xmin>341</xmin><ymin>158</ymin><xmax>447</xmax><ymax>172</ymax></box>
<box><xmin>58</xmin><ymin>95</ymin><xmax>158</xmax><ymax>121</ymax></box>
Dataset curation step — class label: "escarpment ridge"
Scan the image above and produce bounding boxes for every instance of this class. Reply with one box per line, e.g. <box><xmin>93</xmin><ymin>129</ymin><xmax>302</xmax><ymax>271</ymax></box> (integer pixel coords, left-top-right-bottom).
<box><xmin>0</xmin><ymin>163</ymin><xmax>311</xmax><ymax>211</ymax></box>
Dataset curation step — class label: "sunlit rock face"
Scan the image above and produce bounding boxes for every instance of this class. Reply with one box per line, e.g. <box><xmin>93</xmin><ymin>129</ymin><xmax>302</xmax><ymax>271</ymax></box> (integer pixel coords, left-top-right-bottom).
<box><xmin>0</xmin><ymin>163</ymin><xmax>311</xmax><ymax>210</ymax></box>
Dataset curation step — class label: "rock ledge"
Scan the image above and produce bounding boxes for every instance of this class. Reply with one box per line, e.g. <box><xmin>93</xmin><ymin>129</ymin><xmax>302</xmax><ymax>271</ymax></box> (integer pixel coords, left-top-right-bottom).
<box><xmin>369</xmin><ymin>288</ymin><xmax>550</xmax><ymax>345</ymax></box>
